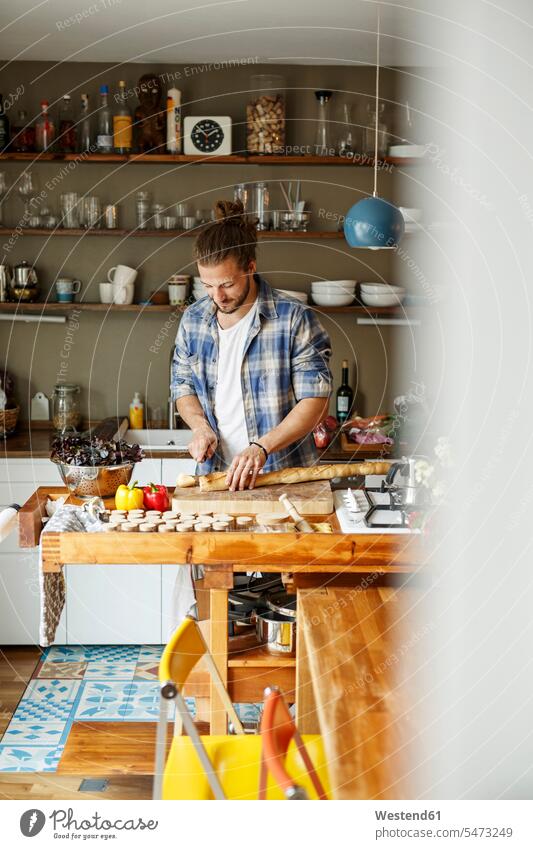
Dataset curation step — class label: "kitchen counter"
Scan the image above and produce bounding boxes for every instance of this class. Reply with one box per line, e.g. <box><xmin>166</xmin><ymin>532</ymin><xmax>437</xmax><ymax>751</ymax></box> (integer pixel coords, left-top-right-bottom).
<box><xmin>1</xmin><ymin>423</ymin><xmax>371</xmax><ymax>462</ymax></box>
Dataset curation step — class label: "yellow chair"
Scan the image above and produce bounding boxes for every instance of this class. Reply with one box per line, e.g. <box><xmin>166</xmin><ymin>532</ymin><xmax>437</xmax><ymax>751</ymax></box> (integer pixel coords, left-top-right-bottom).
<box><xmin>153</xmin><ymin>616</ymin><xmax>331</xmax><ymax>800</ymax></box>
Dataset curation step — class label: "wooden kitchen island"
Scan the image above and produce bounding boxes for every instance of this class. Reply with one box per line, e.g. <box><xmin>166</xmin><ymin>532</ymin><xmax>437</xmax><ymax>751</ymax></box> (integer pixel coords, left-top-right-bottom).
<box><xmin>18</xmin><ymin>485</ymin><xmax>425</xmax><ymax>799</ymax></box>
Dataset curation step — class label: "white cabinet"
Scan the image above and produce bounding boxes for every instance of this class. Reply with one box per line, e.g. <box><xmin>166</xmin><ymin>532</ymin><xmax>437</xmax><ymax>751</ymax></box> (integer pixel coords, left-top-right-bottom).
<box><xmin>65</xmin><ymin>564</ymin><xmax>161</xmax><ymax>645</ymax></box>
<box><xmin>0</xmin><ymin>456</ymin><xmax>197</xmax><ymax>646</ymax></box>
<box><xmin>132</xmin><ymin>458</ymin><xmax>162</xmax><ymax>487</ymax></box>
<box><xmin>0</xmin><ymin>551</ymin><xmax>66</xmax><ymax>645</ymax></box>
<box><xmin>0</xmin><ymin>459</ymin><xmax>65</xmax><ymax>645</ymax></box>
<box><xmin>161</xmin><ymin>458</ymin><xmax>196</xmax><ymax>486</ymax></box>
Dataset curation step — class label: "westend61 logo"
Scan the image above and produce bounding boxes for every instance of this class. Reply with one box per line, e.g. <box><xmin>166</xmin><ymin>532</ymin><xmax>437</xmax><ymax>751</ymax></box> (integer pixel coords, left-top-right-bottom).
<box><xmin>19</xmin><ymin>807</ymin><xmax>159</xmax><ymax>838</ymax></box>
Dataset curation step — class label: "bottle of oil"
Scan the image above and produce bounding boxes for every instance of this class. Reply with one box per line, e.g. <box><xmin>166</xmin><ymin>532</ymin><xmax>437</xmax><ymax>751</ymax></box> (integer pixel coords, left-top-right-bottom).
<box><xmin>113</xmin><ymin>81</ymin><xmax>132</xmax><ymax>154</ymax></box>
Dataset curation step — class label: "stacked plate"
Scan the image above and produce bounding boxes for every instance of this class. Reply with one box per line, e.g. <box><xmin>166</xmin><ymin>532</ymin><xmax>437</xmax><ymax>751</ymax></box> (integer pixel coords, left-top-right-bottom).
<box><xmin>311</xmin><ymin>280</ymin><xmax>356</xmax><ymax>307</ymax></box>
<box><xmin>359</xmin><ymin>282</ymin><xmax>405</xmax><ymax>307</ymax></box>
<box><xmin>277</xmin><ymin>289</ymin><xmax>308</xmax><ymax>304</ymax></box>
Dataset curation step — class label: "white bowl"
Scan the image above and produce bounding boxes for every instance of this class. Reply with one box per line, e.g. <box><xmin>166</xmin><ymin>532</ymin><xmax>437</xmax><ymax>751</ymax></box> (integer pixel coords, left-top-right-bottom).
<box><xmin>277</xmin><ymin>289</ymin><xmax>308</xmax><ymax>303</ymax></box>
<box><xmin>360</xmin><ymin>282</ymin><xmax>405</xmax><ymax>295</ymax></box>
<box><xmin>312</xmin><ymin>292</ymin><xmax>355</xmax><ymax>307</ymax></box>
<box><xmin>311</xmin><ymin>279</ymin><xmax>357</xmax><ymax>289</ymax></box>
<box><xmin>360</xmin><ymin>291</ymin><xmax>405</xmax><ymax>307</ymax></box>
<box><xmin>311</xmin><ymin>282</ymin><xmax>356</xmax><ymax>294</ymax></box>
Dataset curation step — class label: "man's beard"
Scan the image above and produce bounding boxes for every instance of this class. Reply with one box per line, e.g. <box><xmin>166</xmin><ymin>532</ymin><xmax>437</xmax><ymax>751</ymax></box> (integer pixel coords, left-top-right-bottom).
<box><xmin>215</xmin><ymin>275</ymin><xmax>250</xmax><ymax>314</ymax></box>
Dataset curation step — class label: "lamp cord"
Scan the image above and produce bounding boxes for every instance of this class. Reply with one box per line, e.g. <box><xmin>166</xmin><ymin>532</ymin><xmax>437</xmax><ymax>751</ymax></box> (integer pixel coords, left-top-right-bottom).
<box><xmin>373</xmin><ymin>8</ymin><xmax>381</xmax><ymax>197</ymax></box>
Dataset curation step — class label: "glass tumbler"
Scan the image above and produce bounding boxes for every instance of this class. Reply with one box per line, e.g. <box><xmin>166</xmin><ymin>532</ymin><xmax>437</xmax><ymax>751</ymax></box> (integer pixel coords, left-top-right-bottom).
<box><xmin>60</xmin><ymin>192</ymin><xmax>79</xmax><ymax>229</ymax></box>
<box><xmin>81</xmin><ymin>196</ymin><xmax>101</xmax><ymax>229</ymax></box>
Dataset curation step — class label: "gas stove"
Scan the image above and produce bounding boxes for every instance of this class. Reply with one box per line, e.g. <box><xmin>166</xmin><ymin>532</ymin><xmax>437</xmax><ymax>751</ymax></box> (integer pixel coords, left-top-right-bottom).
<box><xmin>334</xmin><ymin>486</ymin><xmax>418</xmax><ymax>534</ymax></box>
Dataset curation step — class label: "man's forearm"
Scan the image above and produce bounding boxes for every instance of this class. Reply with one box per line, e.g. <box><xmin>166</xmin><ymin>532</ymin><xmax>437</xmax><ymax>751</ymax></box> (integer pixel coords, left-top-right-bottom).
<box><xmin>176</xmin><ymin>395</ymin><xmax>212</xmax><ymax>431</ymax></box>
<box><xmin>259</xmin><ymin>397</ymin><xmax>329</xmax><ymax>456</ymax></box>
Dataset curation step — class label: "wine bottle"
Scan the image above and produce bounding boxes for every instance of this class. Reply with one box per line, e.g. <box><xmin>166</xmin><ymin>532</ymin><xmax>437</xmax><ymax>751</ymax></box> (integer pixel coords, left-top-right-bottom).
<box><xmin>58</xmin><ymin>94</ymin><xmax>76</xmax><ymax>153</ymax></box>
<box><xmin>35</xmin><ymin>100</ymin><xmax>55</xmax><ymax>152</ymax></box>
<box><xmin>97</xmin><ymin>85</ymin><xmax>113</xmax><ymax>153</ymax></box>
<box><xmin>78</xmin><ymin>94</ymin><xmax>92</xmax><ymax>152</ymax></box>
<box><xmin>336</xmin><ymin>359</ymin><xmax>354</xmax><ymax>423</ymax></box>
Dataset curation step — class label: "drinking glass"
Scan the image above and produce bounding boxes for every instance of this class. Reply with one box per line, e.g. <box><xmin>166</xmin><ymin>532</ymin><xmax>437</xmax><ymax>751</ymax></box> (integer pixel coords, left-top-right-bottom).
<box><xmin>60</xmin><ymin>192</ymin><xmax>80</xmax><ymax>229</ymax></box>
<box><xmin>17</xmin><ymin>172</ymin><xmax>36</xmax><ymax>217</ymax></box>
<box><xmin>81</xmin><ymin>196</ymin><xmax>101</xmax><ymax>229</ymax></box>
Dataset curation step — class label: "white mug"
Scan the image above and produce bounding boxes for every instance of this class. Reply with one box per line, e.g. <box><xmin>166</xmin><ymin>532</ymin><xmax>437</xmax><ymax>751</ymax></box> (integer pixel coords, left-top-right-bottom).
<box><xmin>113</xmin><ymin>280</ymin><xmax>135</xmax><ymax>305</ymax></box>
<box><xmin>99</xmin><ymin>282</ymin><xmax>114</xmax><ymax>304</ymax></box>
<box><xmin>107</xmin><ymin>264</ymin><xmax>137</xmax><ymax>305</ymax></box>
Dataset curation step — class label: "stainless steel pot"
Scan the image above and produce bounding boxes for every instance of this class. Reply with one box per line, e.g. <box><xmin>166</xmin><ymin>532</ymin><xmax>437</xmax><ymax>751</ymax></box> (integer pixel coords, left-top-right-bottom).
<box><xmin>12</xmin><ymin>260</ymin><xmax>38</xmax><ymax>287</ymax></box>
<box><xmin>10</xmin><ymin>261</ymin><xmax>39</xmax><ymax>302</ymax></box>
<box><xmin>255</xmin><ymin>610</ymin><xmax>296</xmax><ymax>656</ymax></box>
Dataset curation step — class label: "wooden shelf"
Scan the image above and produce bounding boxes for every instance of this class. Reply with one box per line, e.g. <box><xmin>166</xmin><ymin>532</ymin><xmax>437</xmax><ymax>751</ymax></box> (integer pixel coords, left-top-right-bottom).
<box><xmin>0</xmin><ymin>301</ymin><xmax>175</xmax><ymax>313</ymax></box>
<box><xmin>0</xmin><ymin>300</ymin><xmax>424</xmax><ymax>317</ymax></box>
<box><xmin>0</xmin><ymin>151</ymin><xmax>419</xmax><ymax>167</ymax></box>
<box><xmin>0</xmin><ymin>226</ymin><xmax>344</xmax><ymax>240</ymax></box>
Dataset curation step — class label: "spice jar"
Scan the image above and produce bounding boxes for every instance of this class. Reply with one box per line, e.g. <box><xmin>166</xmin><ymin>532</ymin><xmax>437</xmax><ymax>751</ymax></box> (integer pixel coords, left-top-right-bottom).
<box><xmin>246</xmin><ymin>74</ymin><xmax>286</xmax><ymax>154</ymax></box>
<box><xmin>52</xmin><ymin>384</ymin><xmax>81</xmax><ymax>433</ymax></box>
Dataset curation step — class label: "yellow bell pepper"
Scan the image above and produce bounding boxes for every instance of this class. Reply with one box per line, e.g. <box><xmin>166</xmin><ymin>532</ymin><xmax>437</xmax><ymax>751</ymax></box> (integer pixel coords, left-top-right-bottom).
<box><xmin>115</xmin><ymin>480</ymin><xmax>144</xmax><ymax>511</ymax></box>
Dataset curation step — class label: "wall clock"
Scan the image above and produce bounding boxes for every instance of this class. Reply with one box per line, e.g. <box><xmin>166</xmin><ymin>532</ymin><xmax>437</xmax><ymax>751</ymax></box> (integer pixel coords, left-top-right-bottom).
<box><xmin>183</xmin><ymin>116</ymin><xmax>232</xmax><ymax>155</ymax></box>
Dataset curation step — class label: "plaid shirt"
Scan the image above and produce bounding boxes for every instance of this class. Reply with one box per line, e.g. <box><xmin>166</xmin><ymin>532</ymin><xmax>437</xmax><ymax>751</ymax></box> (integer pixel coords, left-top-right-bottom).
<box><xmin>171</xmin><ymin>274</ymin><xmax>333</xmax><ymax>474</ymax></box>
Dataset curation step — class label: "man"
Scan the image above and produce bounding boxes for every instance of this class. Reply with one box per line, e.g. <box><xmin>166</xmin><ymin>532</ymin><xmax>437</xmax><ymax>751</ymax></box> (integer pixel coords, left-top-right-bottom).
<box><xmin>171</xmin><ymin>199</ymin><xmax>333</xmax><ymax>490</ymax></box>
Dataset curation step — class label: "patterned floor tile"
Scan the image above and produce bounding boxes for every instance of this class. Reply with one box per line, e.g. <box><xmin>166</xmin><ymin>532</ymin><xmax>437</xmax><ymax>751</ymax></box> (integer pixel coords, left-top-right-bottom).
<box><xmin>84</xmin><ymin>646</ymin><xmax>140</xmax><ymax>663</ymax></box>
<box><xmin>37</xmin><ymin>661</ymin><xmax>87</xmax><ymax>679</ymax></box>
<box><xmin>11</xmin><ymin>700</ymin><xmax>75</xmax><ymax>723</ymax></box>
<box><xmin>23</xmin><ymin>679</ymin><xmax>81</xmax><ymax>703</ymax></box>
<box><xmin>43</xmin><ymin>646</ymin><xmax>92</xmax><ymax>662</ymax></box>
<box><xmin>1</xmin><ymin>720</ymin><xmax>68</xmax><ymax>747</ymax></box>
<box><xmin>133</xmin><ymin>662</ymin><xmax>159</xmax><ymax>680</ymax></box>
<box><xmin>74</xmin><ymin>682</ymin><xmax>134</xmax><ymax>721</ymax></box>
<box><xmin>120</xmin><ymin>681</ymin><xmax>181</xmax><ymax>721</ymax></box>
<box><xmin>0</xmin><ymin>745</ymin><xmax>64</xmax><ymax>772</ymax></box>
<box><xmin>138</xmin><ymin>645</ymin><xmax>164</xmax><ymax>662</ymax></box>
<box><xmin>83</xmin><ymin>662</ymin><xmax>137</xmax><ymax>681</ymax></box>
<box><xmin>234</xmin><ymin>703</ymin><xmax>262</xmax><ymax>724</ymax></box>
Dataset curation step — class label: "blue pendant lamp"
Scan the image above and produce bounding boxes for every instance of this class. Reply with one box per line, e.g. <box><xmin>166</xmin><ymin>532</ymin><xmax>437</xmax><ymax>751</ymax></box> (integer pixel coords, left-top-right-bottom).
<box><xmin>344</xmin><ymin>10</ymin><xmax>405</xmax><ymax>250</ymax></box>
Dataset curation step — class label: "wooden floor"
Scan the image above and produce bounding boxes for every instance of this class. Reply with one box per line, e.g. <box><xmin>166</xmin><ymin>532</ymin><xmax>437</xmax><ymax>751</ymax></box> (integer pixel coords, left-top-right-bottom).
<box><xmin>0</xmin><ymin>647</ymin><xmax>158</xmax><ymax>800</ymax></box>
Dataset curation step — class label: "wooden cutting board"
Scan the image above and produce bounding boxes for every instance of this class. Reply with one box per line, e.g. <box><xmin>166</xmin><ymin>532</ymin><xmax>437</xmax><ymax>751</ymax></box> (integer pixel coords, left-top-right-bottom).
<box><xmin>171</xmin><ymin>480</ymin><xmax>333</xmax><ymax>516</ymax></box>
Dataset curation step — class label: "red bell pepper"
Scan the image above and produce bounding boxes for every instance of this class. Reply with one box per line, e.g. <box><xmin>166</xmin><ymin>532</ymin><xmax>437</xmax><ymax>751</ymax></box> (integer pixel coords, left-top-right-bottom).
<box><xmin>143</xmin><ymin>482</ymin><xmax>170</xmax><ymax>511</ymax></box>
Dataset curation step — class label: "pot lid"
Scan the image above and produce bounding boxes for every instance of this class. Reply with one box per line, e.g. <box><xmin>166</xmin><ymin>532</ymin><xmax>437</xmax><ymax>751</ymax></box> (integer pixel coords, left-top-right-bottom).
<box><xmin>265</xmin><ymin>591</ymin><xmax>296</xmax><ymax>617</ymax></box>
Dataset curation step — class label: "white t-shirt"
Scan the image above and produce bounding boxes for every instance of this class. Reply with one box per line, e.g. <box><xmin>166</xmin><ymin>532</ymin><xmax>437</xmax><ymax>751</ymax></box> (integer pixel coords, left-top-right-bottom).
<box><xmin>214</xmin><ymin>303</ymin><xmax>258</xmax><ymax>467</ymax></box>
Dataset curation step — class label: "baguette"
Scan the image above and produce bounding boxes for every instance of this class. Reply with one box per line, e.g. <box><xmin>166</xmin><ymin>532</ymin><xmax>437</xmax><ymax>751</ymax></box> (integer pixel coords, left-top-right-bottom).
<box><xmin>195</xmin><ymin>461</ymin><xmax>392</xmax><ymax>492</ymax></box>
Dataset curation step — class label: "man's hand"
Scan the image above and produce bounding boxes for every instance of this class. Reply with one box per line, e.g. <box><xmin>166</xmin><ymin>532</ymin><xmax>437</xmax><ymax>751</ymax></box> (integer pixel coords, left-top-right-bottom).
<box><xmin>188</xmin><ymin>425</ymin><xmax>218</xmax><ymax>463</ymax></box>
<box><xmin>226</xmin><ymin>443</ymin><xmax>266</xmax><ymax>491</ymax></box>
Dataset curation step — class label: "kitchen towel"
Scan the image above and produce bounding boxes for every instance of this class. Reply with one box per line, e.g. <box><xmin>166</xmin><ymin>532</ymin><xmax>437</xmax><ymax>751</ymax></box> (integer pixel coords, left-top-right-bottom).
<box><xmin>39</xmin><ymin>503</ymin><xmax>105</xmax><ymax>646</ymax></box>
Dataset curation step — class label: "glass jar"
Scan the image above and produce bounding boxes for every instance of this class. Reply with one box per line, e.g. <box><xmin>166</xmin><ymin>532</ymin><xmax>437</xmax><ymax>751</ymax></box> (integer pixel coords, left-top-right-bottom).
<box><xmin>250</xmin><ymin>181</ymin><xmax>270</xmax><ymax>230</ymax></box>
<box><xmin>314</xmin><ymin>90</ymin><xmax>333</xmax><ymax>156</ymax></box>
<box><xmin>52</xmin><ymin>384</ymin><xmax>81</xmax><ymax>433</ymax></box>
<box><xmin>364</xmin><ymin>103</ymin><xmax>389</xmax><ymax>158</ymax></box>
<box><xmin>246</xmin><ymin>74</ymin><xmax>286</xmax><ymax>155</ymax></box>
<box><xmin>136</xmin><ymin>190</ymin><xmax>151</xmax><ymax>230</ymax></box>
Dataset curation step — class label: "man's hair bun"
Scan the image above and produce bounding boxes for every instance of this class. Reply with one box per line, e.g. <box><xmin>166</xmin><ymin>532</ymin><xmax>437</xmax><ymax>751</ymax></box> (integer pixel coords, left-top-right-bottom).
<box><xmin>193</xmin><ymin>198</ymin><xmax>258</xmax><ymax>270</ymax></box>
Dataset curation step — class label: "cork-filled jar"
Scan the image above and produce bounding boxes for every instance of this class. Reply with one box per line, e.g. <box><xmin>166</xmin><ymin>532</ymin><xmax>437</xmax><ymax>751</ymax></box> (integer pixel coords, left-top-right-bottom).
<box><xmin>246</xmin><ymin>75</ymin><xmax>286</xmax><ymax>154</ymax></box>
